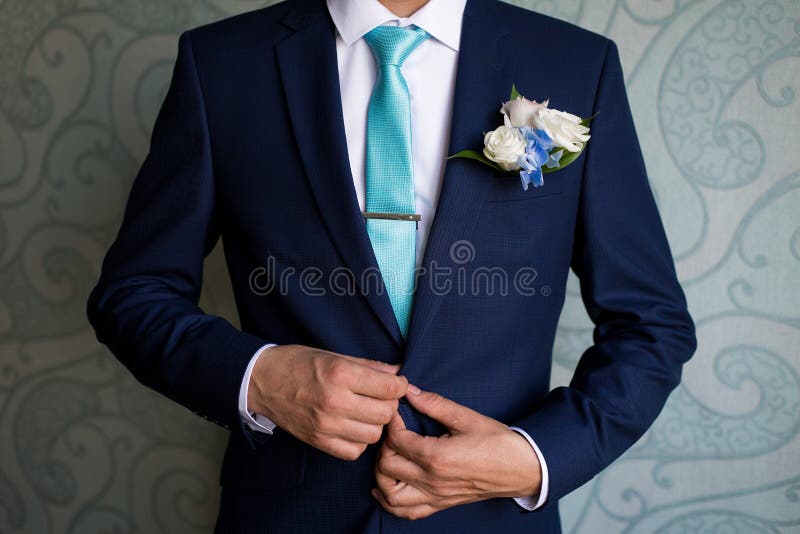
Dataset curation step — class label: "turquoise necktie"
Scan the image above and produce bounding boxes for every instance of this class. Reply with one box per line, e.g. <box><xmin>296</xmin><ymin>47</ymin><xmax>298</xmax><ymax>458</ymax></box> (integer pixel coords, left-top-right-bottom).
<box><xmin>363</xmin><ymin>25</ymin><xmax>429</xmax><ymax>338</ymax></box>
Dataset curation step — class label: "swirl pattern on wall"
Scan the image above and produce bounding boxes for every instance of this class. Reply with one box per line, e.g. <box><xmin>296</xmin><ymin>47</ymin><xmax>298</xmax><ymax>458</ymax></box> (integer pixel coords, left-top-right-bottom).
<box><xmin>0</xmin><ymin>0</ymin><xmax>797</xmax><ymax>532</ymax></box>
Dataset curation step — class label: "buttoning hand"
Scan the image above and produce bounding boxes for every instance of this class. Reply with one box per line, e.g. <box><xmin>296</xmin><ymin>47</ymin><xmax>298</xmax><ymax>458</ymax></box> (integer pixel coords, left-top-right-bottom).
<box><xmin>373</xmin><ymin>386</ymin><xmax>541</xmax><ymax>520</ymax></box>
<box><xmin>248</xmin><ymin>345</ymin><xmax>407</xmax><ymax>460</ymax></box>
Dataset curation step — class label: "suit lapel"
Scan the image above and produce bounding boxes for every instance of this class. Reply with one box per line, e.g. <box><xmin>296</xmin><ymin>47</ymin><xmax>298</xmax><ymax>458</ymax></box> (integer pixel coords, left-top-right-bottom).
<box><xmin>405</xmin><ymin>0</ymin><xmax>514</xmax><ymax>355</ymax></box>
<box><xmin>276</xmin><ymin>2</ymin><xmax>404</xmax><ymax>346</ymax></box>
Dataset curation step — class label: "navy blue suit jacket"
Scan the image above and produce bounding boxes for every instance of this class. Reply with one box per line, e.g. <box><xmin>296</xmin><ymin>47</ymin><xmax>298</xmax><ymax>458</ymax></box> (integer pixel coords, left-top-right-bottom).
<box><xmin>87</xmin><ymin>0</ymin><xmax>696</xmax><ymax>531</ymax></box>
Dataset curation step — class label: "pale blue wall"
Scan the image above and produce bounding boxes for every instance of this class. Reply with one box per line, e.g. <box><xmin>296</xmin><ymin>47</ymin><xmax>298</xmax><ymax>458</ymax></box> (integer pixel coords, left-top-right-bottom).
<box><xmin>0</xmin><ymin>1</ymin><xmax>798</xmax><ymax>532</ymax></box>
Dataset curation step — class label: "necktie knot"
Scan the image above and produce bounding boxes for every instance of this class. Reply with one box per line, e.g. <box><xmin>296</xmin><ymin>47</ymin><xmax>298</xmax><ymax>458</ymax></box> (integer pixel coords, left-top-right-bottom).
<box><xmin>363</xmin><ymin>25</ymin><xmax>429</xmax><ymax>68</ymax></box>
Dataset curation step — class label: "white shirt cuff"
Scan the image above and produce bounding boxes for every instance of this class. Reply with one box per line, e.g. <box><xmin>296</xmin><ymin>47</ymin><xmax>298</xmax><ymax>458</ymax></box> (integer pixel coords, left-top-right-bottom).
<box><xmin>508</xmin><ymin>426</ymin><xmax>549</xmax><ymax>511</ymax></box>
<box><xmin>238</xmin><ymin>344</ymin><xmax>278</xmax><ymax>434</ymax></box>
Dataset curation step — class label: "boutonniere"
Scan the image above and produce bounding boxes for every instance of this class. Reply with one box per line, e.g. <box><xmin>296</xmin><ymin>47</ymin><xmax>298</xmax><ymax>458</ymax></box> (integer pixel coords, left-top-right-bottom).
<box><xmin>449</xmin><ymin>85</ymin><xmax>597</xmax><ymax>190</ymax></box>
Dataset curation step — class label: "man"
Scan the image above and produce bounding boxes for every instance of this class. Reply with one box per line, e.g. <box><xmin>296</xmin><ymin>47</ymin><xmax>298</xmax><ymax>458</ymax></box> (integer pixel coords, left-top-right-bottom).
<box><xmin>87</xmin><ymin>0</ymin><xmax>696</xmax><ymax>531</ymax></box>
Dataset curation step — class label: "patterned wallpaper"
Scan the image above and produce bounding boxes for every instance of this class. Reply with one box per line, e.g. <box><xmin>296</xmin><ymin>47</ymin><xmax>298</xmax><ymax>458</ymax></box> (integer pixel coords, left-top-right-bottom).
<box><xmin>1</xmin><ymin>0</ymin><xmax>798</xmax><ymax>532</ymax></box>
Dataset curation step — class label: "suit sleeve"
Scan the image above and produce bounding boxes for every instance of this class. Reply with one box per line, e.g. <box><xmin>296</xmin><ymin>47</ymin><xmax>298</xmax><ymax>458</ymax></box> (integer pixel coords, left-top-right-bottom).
<box><xmin>511</xmin><ymin>39</ymin><xmax>697</xmax><ymax>503</ymax></box>
<box><xmin>86</xmin><ymin>31</ymin><xmax>270</xmax><ymax>447</ymax></box>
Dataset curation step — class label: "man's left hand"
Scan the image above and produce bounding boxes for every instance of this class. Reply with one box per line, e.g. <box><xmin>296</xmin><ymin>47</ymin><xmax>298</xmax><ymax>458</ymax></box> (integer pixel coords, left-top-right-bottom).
<box><xmin>372</xmin><ymin>386</ymin><xmax>542</xmax><ymax>520</ymax></box>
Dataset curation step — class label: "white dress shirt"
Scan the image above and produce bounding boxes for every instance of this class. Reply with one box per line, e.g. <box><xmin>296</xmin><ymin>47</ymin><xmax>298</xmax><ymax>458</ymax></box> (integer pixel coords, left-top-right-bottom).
<box><xmin>237</xmin><ymin>0</ymin><xmax>549</xmax><ymax>511</ymax></box>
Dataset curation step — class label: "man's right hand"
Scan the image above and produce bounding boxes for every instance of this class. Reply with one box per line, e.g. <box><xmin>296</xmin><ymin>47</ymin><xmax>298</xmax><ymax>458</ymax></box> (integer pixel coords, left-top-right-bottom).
<box><xmin>247</xmin><ymin>345</ymin><xmax>408</xmax><ymax>461</ymax></box>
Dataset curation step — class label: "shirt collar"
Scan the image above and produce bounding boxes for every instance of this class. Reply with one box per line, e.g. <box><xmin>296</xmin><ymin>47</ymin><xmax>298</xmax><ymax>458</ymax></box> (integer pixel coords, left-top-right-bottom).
<box><xmin>326</xmin><ymin>0</ymin><xmax>466</xmax><ymax>52</ymax></box>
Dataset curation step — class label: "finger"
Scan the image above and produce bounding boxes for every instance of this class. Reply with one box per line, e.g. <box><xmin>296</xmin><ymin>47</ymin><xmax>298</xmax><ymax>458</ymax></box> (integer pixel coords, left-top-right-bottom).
<box><xmin>348</xmin><ymin>395</ymin><xmax>397</xmax><ymax>425</ymax></box>
<box><xmin>370</xmin><ymin>488</ymin><xmax>438</xmax><ymax>521</ymax></box>
<box><xmin>377</xmin><ymin>448</ymin><xmax>427</xmax><ymax>485</ymax></box>
<box><xmin>403</xmin><ymin>389</ymin><xmax>474</xmax><ymax>433</ymax></box>
<box><xmin>387</xmin><ymin>410</ymin><xmax>406</xmax><ymax>432</ymax></box>
<box><xmin>375</xmin><ymin>455</ymin><xmax>406</xmax><ymax>494</ymax></box>
<box><xmin>326</xmin><ymin>418</ymin><xmax>384</xmax><ymax>445</ymax></box>
<box><xmin>377</xmin><ymin>483</ymin><xmax>434</xmax><ymax>508</ymax></box>
<box><xmin>319</xmin><ymin>437</ymin><xmax>367</xmax><ymax>461</ymax></box>
<box><xmin>385</xmin><ymin>423</ymin><xmax>432</xmax><ymax>465</ymax></box>
<box><xmin>375</xmin><ymin>441</ymin><xmax>408</xmax><ymax>500</ymax></box>
<box><xmin>347</xmin><ymin>364</ymin><xmax>408</xmax><ymax>400</ymax></box>
<box><xmin>338</xmin><ymin>354</ymin><xmax>402</xmax><ymax>375</ymax></box>
<box><xmin>376</xmin><ymin>432</ymin><xmax>402</xmax><ymax>466</ymax></box>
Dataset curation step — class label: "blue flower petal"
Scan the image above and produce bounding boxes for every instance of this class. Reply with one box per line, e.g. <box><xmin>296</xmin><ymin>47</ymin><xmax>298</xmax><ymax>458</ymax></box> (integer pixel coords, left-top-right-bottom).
<box><xmin>519</xmin><ymin>170</ymin><xmax>531</xmax><ymax>191</ymax></box>
<box><xmin>531</xmin><ymin>168</ymin><xmax>544</xmax><ymax>187</ymax></box>
<box><xmin>546</xmin><ymin>149</ymin><xmax>564</xmax><ymax>169</ymax></box>
<box><xmin>530</xmin><ymin>128</ymin><xmax>554</xmax><ymax>150</ymax></box>
<box><xmin>515</xmin><ymin>127</ymin><xmax>554</xmax><ymax>190</ymax></box>
<box><xmin>517</xmin><ymin>154</ymin><xmax>534</xmax><ymax>173</ymax></box>
<box><xmin>532</xmin><ymin>143</ymin><xmax>549</xmax><ymax>166</ymax></box>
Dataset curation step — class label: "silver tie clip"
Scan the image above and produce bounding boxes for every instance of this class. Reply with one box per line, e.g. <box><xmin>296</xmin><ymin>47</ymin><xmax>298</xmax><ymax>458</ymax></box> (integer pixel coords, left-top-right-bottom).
<box><xmin>363</xmin><ymin>211</ymin><xmax>421</xmax><ymax>229</ymax></box>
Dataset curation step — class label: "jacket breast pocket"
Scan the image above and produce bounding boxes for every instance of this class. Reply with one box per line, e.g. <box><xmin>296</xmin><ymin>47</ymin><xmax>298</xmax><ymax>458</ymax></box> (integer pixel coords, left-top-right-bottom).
<box><xmin>486</xmin><ymin>172</ymin><xmax>565</xmax><ymax>203</ymax></box>
<box><xmin>220</xmin><ymin>429</ymin><xmax>307</xmax><ymax>490</ymax></box>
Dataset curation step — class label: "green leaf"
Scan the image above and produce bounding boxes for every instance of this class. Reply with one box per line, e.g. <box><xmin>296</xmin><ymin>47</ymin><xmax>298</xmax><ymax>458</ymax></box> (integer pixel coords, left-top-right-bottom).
<box><xmin>509</xmin><ymin>84</ymin><xmax>522</xmax><ymax>101</ymax></box>
<box><xmin>581</xmin><ymin>111</ymin><xmax>600</xmax><ymax>127</ymax></box>
<box><xmin>447</xmin><ymin>150</ymin><xmax>507</xmax><ymax>173</ymax></box>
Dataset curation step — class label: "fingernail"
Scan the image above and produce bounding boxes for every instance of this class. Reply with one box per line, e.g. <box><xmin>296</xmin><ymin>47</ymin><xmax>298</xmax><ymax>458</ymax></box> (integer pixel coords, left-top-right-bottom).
<box><xmin>407</xmin><ymin>383</ymin><xmax>421</xmax><ymax>395</ymax></box>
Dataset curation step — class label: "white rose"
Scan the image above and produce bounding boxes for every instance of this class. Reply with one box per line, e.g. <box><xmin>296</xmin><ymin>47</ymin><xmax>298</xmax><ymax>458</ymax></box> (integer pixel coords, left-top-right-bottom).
<box><xmin>533</xmin><ymin>108</ymin><xmax>591</xmax><ymax>152</ymax></box>
<box><xmin>483</xmin><ymin>125</ymin><xmax>526</xmax><ymax>171</ymax></box>
<box><xmin>501</xmin><ymin>96</ymin><xmax>550</xmax><ymax>128</ymax></box>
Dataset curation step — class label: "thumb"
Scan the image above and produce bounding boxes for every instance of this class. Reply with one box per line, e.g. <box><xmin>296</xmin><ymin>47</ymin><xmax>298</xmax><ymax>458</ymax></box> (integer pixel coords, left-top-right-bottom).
<box><xmin>404</xmin><ymin>388</ymin><xmax>472</xmax><ymax>433</ymax></box>
<box><xmin>339</xmin><ymin>355</ymin><xmax>401</xmax><ymax>375</ymax></box>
